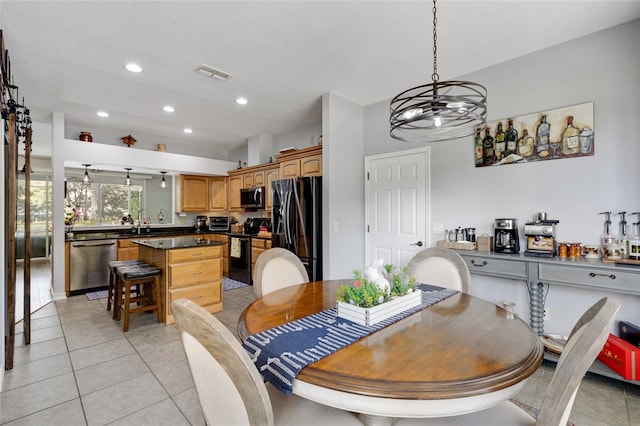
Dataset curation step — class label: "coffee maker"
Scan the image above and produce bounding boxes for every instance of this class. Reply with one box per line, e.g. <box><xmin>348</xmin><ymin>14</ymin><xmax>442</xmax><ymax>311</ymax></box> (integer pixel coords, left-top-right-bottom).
<box><xmin>524</xmin><ymin>214</ymin><xmax>559</xmax><ymax>257</ymax></box>
<box><xmin>494</xmin><ymin>218</ymin><xmax>520</xmax><ymax>254</ymax></box>
<box><xmin>194</xmin><ymin>215</ymin><xmax>208</xmax><ymax>233</ymax></box>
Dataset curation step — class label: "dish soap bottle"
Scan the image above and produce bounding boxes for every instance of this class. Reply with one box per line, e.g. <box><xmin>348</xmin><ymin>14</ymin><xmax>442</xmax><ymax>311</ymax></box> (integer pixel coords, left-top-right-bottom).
<box><xmin>598</xmin><ymin>211</ymin><xmax>615</xmax><ymax>260</ymax></box>
<box><xmin>629</xmin><ymin>212</ymin><xmax>640</xmax><ymax>261</ymax></box>
<box><xmin>617</xmin><ymin>211</ymin><xmax>629</xmax><ymax>259</ymax></box>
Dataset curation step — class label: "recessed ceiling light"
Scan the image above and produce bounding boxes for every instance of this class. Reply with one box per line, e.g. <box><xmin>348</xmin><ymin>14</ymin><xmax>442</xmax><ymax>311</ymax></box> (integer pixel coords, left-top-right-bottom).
<box><xmin>184</xmin><ymin>128</ymin><xmax>193</xmax><ymax>134</ymax></box>
<box><xmin>97</xmin><ymin>111</ymin><xmax>109</xmax><ymax>118</ymax></box>
<box><xmin>163</xmin><ymin>106</ymin><xmax>175</xmax><ymax>113</ymax></box>
<box><xmin>124</xmin><ymin>63</ymin><xmax>142</xmax><ymax>73</ymax></box>
<box><xmin>236</xmin><ymin>97</ymin><xmax>248</xmax><ymax>105</ymax></box>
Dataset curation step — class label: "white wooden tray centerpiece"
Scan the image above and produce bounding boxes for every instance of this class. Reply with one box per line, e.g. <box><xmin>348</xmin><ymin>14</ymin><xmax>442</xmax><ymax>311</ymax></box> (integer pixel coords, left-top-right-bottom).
<box><xmin>336</xmin><ymin>259</ymin><xmax>420</xmax><ymax>326</ymax></box>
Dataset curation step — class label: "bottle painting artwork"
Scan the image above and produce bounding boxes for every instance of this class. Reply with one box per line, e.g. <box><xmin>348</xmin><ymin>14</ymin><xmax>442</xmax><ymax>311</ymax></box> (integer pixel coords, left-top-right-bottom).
<box><xmin>474</xmin><ymin>102</ymin><xmax>594</xmax><ymax>168</ymax></box>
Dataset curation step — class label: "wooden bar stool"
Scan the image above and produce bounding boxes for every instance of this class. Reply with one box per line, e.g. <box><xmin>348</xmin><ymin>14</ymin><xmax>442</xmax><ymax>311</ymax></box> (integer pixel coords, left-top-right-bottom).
<box><xmin>116</xmin><ymin>265</ymin><xmax>162</xmax><ymax>332</ymax></box>
<box><xmin>107</xmin><ymin>259</ymin><xmax>145</xmax><ymax>319</ymax></box>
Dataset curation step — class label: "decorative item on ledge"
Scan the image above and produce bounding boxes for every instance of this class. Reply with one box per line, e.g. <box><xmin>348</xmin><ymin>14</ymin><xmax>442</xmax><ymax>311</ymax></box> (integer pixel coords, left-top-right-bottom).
<box><xmin>121</xmin><ymin>134</ymin><xmax>136</xmax><ymax>147</ymax></box>
<box><xmin>157</xmin><ymin>143</ymin><xmax>166</xmax><ymax>152</ymax></box>
<box><xmin>79</xmin><ymin>131</ymin><xmax>92</xmax><ymax>142</ymax></box>
<box><xmin>336</xmin><ymin>260</ymin><xmax>420</xmax><ymax>326</ymax></box>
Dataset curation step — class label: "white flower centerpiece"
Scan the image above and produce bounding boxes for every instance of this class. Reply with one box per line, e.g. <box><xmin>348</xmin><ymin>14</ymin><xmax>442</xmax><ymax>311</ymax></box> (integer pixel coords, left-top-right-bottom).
<box><xmin>336</xmin><ymin>259</ymin><xmax>421</xmax><ymax>326</ymax></box>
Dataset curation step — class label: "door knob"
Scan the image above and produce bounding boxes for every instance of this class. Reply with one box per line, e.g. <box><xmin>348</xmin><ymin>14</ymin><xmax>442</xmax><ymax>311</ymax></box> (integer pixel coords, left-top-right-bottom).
<box><xmin>411</xmin><ymin>241</ymin><xmax>423</xmax><ymax>247</ymax></box>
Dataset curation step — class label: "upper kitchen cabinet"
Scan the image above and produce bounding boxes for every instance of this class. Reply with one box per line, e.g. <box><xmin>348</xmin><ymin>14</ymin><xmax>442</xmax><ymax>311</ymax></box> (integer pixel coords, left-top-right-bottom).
<box><xmin>228</xmin><ymin>174</ymin><xmax>243</xmax><ymax>211</ymax></box>
<box><xmin>177</xmin><ymin>175</ymin><xmax>210</xmax><ymax>212</ymax></box>
<box><xmin>209</xmin><ymin>176</ymin><xmax>228</xmax><ymax>212</ymax></box>
<box><xmin>243</xmin><ymin>170</ymin><xmax>265</xmax><ymax>188</ymax></box>
<box><xmin>278</xmin><ymin>145</ymin><xmax>322</xmax><ymax>178</ymax></box>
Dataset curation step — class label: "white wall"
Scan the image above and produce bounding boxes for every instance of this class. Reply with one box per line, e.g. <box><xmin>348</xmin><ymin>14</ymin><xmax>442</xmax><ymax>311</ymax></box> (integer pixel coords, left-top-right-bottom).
<box><xmin>228</xmin><ymin>122</ymin><xmax>322</xmax><ymax>167</ymax></box>
<box><xmin>365</xmin><ymin>19</ymin><xmax>639</xmax><ymax>243</ymax></box>
<box><xmin>323</xmin><ymin>93</ymin><xmax>365</xmax><ymax>279</ymax></box>
<box><xmin>272</xmin><ymin>121</ymin><xmax>322</xmax><ymax>153</ymax></box>
<box><xmin>361</xmin><ymin>19</ymin><xmax>640</xmax><ymax>332</ymax></box>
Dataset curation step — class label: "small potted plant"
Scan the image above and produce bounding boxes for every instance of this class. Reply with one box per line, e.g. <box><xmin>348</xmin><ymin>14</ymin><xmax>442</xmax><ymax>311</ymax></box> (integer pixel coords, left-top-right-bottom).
<box><xmin>336</xmin><ymin>260</ymin><xmax>419</xmax><ymax>326</ymax></box>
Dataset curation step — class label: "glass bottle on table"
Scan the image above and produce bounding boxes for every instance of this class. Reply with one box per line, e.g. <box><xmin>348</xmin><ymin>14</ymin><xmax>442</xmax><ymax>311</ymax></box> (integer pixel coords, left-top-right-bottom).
<box><xmin>517</xmin><ymin>129</ymin><xmax>534</xmax><ymax>158</ymax></box>
<box><xmin>494</xmin><ymin>122</ymin><xmax>506</xmax><ymax>162</ymax></box>
<box><xmin>536</xmin><ymin>115</ymin><xmax>551</xmax><ymax>156</ymax></box>
<box><xmin>474</xmin><ymin>128</ymin><xmax>484</xmax><ymax>166</ymax></box>
<box><xmin>561</xmin><ymin>115</ymin><xmax>580</xmax><ymax>156</ymax></box>
<box><xmin>483</xmin><ymin>127</ymin><xmax>495</xmax><ymax>166</ymax></box>
<box><xmin>505</xmin><ymin>119</ymin><xmax>518</xmax><ymax>156</ymax></box>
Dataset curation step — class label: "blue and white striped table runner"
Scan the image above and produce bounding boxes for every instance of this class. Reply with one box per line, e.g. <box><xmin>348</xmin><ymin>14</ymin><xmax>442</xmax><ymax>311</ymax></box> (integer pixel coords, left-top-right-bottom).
<box><xmin>242</xmin><ymin>284</ymin><xmax>458</xmax><ymax>394</ymax></box>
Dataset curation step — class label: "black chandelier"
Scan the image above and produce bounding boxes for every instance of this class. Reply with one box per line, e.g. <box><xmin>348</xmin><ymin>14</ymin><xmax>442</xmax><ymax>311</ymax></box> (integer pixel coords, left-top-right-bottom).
<box><xmin>390</xmin><ymin>0</ymin><xmax>487</xmax><ymax>143</ymax></box>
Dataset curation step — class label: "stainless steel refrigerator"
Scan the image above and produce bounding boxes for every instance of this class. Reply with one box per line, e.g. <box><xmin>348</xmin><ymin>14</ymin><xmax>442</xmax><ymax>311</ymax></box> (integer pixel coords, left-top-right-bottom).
<box><xmin>271</xmin><ymin>176</ymin><xmax>322</xmax><ymax>281</ymax></box>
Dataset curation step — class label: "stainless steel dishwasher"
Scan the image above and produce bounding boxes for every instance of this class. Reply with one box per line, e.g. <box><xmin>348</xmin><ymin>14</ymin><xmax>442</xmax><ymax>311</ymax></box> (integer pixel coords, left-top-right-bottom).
<box><xmin>70</xmin><ymin>239</ymin><xmax>117</xmax><ymax>292</ymax></box>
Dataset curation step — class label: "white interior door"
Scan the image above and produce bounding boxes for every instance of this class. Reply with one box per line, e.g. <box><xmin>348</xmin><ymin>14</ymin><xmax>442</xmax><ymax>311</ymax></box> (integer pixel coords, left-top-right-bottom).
<box><xmin>365</xmin><ymin>147</ymin><xmax>429</xmax><ymax>268</ymax></box>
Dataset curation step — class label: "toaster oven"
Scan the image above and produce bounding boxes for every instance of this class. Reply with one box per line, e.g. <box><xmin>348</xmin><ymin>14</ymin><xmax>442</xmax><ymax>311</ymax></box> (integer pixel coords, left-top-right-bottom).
<box><xmin>209</xmin><ymin>216</ymin><xmax>229</xmax><ymax>232</ymax></box>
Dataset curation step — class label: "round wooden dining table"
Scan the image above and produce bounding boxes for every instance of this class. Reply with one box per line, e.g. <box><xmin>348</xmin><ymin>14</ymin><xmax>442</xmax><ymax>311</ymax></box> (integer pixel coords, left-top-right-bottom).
<box><xmin>238</xmin><ymin>280</ymin><xmax>543</xmax><ymax>425</ymax></box>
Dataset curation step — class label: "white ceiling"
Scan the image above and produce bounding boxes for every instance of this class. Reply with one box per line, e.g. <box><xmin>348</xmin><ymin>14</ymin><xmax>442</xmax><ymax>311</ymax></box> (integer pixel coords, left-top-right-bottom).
<box><xmin>3</xmin><ymin>1</ymin><xmax>639</xmax><ymax>158</ymax></box>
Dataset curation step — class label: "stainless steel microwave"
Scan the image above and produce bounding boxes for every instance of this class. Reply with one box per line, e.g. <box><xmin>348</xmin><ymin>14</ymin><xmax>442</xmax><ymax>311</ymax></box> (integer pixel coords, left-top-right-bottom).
<box><xmin>240</xmin><ymin>187</ymin><xmax>265</xmax><ymax>209</ymax></box>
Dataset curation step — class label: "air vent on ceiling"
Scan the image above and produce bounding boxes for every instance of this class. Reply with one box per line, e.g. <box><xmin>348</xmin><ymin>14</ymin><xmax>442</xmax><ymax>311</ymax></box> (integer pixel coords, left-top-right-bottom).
<box><xmin>196</xmin><ymin>64</ymin><xmax>231</xmax><ymax>81</ymax></box>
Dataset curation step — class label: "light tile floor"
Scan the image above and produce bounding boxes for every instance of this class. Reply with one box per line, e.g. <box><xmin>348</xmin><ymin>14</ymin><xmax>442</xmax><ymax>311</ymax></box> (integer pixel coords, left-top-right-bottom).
<box><xmin>2</xmin><ymin>286</ymin><xmax>639</xmax><ymax>425</ymax></box>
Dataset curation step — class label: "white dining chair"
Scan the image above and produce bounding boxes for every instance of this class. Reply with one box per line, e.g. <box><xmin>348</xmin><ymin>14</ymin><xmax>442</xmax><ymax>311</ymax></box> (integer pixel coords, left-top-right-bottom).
<box><xmin>406</xmin><ymin>247</ymin><xmax>471</xmax><ymax>293</ymax></box>
<box><xmin>171</xmin><ymin>298</ymin><xmax>363</xmax><ymax>426</ymax></box>
<box><xmin>394</xmin><ymin>297</ymin><xmax>620</xmax><ymax>425</ymax></box>
<box><xmin>253</xmin><ymin>247</ymin><xmax>309</xmax><ymax>298</ymax></box>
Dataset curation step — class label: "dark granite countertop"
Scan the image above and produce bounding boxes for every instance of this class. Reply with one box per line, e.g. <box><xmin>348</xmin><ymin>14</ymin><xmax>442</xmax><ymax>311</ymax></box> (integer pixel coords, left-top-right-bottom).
<box><xmin>133</xmin><ymin>237</ymin><xmax>225</xmax><ymax>250</ymax></box>
<box><xmin>65</xmin><ymin>226</ymin><xmax>227</xmax><ymax>242</ymax></box>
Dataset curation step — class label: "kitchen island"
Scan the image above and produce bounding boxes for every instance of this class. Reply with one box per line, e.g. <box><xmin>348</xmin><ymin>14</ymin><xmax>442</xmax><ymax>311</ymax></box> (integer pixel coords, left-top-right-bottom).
<box><xmin>135</xmin><ymin>237</ymin><xmax>225</xmax><ymax>325</ymax></box>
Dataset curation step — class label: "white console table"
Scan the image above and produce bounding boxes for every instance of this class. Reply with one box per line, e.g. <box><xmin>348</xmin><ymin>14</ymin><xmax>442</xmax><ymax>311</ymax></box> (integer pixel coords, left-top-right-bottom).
<box><xmin>457</xmin><ymin>250</ymin><xmax>640</xmax><ymax>385</ymax></box>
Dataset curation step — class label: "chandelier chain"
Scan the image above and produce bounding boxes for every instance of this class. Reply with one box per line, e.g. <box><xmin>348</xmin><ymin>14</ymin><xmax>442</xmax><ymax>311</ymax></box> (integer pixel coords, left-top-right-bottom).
<box><xmin>389</xmin><ymin>0</ymin><xmax>487</xmax><ymax>143</ymax></box>
<box><xmin>432</xmin><ymin>0</ymin><xmax>439</xmax><ymax>82</ymax></box>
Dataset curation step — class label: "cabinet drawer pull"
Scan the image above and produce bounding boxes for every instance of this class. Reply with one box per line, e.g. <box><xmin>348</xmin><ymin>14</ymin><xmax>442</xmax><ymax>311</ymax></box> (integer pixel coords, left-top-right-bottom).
<box><xmin>589</xmin><ymin>272</ymin><xmax>616</xmax><ymax>280</ymax></box>
<box><xmin>192</xmin><ymin>271</ymin><xmax>202</xmax><ymax>275</ymax></box>
<box><xmin>192</xmin><ymin>295</ymin><xmax>203</xmax><ymax>300</ymax></box>
<box><xmin>471</xmin><ymin>260</ymin><xmax>487</xmax><ymax>267</ymax></box>
<box><xmin>191</xmin><ymin>252</ymin><xmax>203</xmax><ymax>257</ymax></box>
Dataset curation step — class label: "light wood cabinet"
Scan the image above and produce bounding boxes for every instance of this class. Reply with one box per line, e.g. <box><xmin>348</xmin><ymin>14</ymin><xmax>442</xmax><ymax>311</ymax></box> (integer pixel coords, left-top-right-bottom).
<box><xmin>117</xmin><ymin>239</ymin><xmax>139</xmax><ymax>261</ymax></box>
<box><xmin>177</xmin><ymin>175</ymin><xmax>209</xmax><ymax>212</ymax></box>
<box><xmin>138</xmin><ymin>244</ymin><xmax>224</xmax><ymax>325</ymax></box>
<box><xmin>301</xmin><ymin>154</ymin><xmax>322</xmax><ymax>176</ymax></box>
<box><xmin>279</xmin><ymin>158</ymin><xmax>300</xmax><ymax>178</ymax></box>
<box><xmin>243</xmin><ymin>172</ymin><xmax>254</xmax><ymax>188</ymax></box>
<box><xmin>252</xmin><ymin>170</ymin><xmax>265</xmax><ymax>187</ymax></box>
<box><xmin>277</xmin><ymin>145</ymin><xmax>323</xmax><ymax>178</ymax></box>
<box><xmin>243</xmin><ymin>170</ymin><xmax>265</xmax><ymax>188</ymax></box>
<box><xmin>203</xmin><ymin>233</ymin><xmax>229</xmax><ymax>275</ymax></box>
<box><xmin>208</xmin><ymin>176</ymin><xmax>228</xmax><ymax>211</ymax></box>
<box><xmin>228</xmin><ymin>174</ymin><xmax>243</xmax><ymax>211</ymax></box>
<box><xmin>251</xmin><ymin>237</ymin><xmax>272</xmax><ymax>274</ymax></box>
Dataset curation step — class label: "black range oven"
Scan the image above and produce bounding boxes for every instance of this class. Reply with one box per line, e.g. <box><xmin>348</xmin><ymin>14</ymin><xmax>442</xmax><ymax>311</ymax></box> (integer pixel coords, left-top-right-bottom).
<box><xmin>228</xmin><ymin>233</ymin><xmax>251</xmax><ymax>284</ymax></box>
